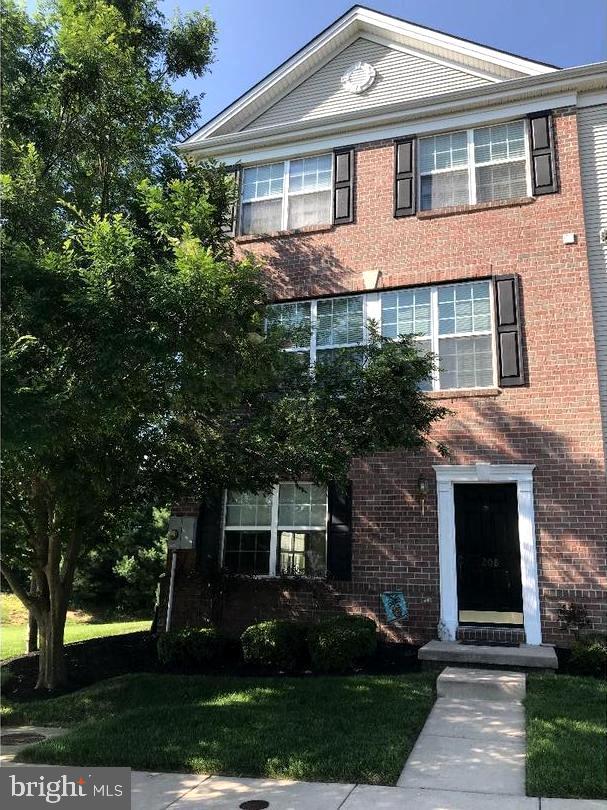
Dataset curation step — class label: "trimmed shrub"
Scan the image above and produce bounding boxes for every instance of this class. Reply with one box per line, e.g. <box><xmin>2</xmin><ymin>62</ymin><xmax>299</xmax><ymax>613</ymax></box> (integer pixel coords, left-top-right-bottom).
<box><xmin>241</xmin><ymin>620</ymin><xmax>307</xmax><ymax>672</ymax></box>
<box><xmin>568</xmin><ymin>635</ymin><xmax>607</xmax><ymax>678</ymax></box>
<box><xmin>157</xmin><ymin>627</ymin><xmax>225</xmax><ymax>669</ymax></box>
<box><xmin>308</xmin><ymin>615</ymin><xmax>377</xmax><ymax>673</ymax></box>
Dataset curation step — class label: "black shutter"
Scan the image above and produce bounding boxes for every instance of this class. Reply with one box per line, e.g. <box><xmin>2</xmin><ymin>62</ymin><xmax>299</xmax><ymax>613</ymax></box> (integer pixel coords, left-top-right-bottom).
<box><xmin>494</xmin><ymin>275</ymin><xmax>525</xmax><ymax>387</ymax></box>
<box><xmin>333</xmin><ymin>148</ymin><xmax>354</xmax><ymax>224</ymax></box>
<box><xmin>222</xmin><ymin>168</ymin><xmax>241</xmax><ymax>237</ymax></box>
<box><xmin>528</xmin><ymin>112</ymin><xmax>558</xmax><ymax>195</ymax></box>
<box><xmin>196</xmin><ymin>490</ymin><xmax>224</xmax><ymax>573</ymax></box>
<box><xmin>326</xmin><ymin>481</ymin><xmax>353</xmax><ymax>581</ymax></box>
<box><xmin>394</xmin><ymin>137</ymin><xmax>416</xmax><ymax>217</ymax></box>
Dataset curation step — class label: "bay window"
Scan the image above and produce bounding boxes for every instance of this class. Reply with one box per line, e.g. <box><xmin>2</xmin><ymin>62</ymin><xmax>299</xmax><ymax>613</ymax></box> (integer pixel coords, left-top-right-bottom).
<box><xmin>223</xmin><ymin>484</ymin><xmax>328</xmax><ymax>576</ymax></box>
<box><xmin>268</xmin><ymin>279</ymin><xmax>497</xmax><ymax>391</ymax></box>
<box><xmin>419</xmin><ymin>120</ymin><xmax>530</xmax><ymax>211</ymax></box>
<box><xmin>240</xmin><ymin>154</ymin><xmax>332</xmax><ymax>235</ymax></box>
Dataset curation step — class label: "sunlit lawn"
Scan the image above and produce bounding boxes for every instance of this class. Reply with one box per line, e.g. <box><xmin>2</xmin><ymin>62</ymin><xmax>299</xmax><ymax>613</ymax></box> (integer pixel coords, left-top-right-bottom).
<box><xmin>4</xmin><ymin>672</ymin><xmax>436</xmax><ymax>785</ymax></box>
<box><xmin>1</xmin><ymin>594</ymin><xmax>150</xmax><ymax>661</ymax></box>
<box><xmin>526</xmin><ymin>674</ymin><xmax>606</xmax><ymax>799</ymax></box>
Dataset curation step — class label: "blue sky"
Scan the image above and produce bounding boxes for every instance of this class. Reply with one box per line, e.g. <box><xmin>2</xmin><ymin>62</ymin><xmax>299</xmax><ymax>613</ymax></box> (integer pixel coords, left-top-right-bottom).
<box><xmin>160</xmin><ymin>0</ymin><xmax>607</xmax><ymax>131</ymax></box>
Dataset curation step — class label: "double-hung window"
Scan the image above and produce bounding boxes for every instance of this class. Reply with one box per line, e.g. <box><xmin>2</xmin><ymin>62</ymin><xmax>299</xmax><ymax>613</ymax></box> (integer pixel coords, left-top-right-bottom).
<box><xmin>240</xmin><ymin>155</ymin><xmax>332</xmax><ymax>235</ymax></box>
<box><xmin>379</xmin><ymin>281</ymin><xmax>494</xmax><ymax>390</ymax></box>
<box><xmin>419</xmin><ymin>120</ymin><xmax>530</xmax><ymax>211</ymax></box>
<box><xmin>316</xmin><ymin>296</ymin><xmax>365</xmax><ymax>365</ymax></box>
<box><xmin>268</xmin><ymin>279</ymin><xmax>496</xmax><ymax>391</ymax></box>
<box><xmin>223</xmin><ymin>484</ymin><xmax>328</xmax><ymax>577</ymax></box>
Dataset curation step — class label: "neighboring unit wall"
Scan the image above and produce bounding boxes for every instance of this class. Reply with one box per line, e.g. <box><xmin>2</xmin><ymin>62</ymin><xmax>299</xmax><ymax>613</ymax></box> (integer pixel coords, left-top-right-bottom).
<box><xmin>578</xmin><ymin>101</ymin><xmax>607</xmax><ymax>463</ymax></box>
<box><xmin>242</xmin><ymin>37</ymin><xmax>492</xmax><ymax>132</ymax></box>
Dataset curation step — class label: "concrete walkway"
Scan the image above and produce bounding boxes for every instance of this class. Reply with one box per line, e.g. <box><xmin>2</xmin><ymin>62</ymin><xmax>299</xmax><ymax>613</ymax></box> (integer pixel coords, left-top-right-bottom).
<box><xmin>398</xmin><ymin>667</ymin><xmax>527</xmax><ymax>795</ymax></box>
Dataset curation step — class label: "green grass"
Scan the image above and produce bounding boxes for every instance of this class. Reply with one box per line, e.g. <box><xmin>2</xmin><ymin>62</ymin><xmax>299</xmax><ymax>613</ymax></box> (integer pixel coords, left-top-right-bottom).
<box><xmin>1</xmin><ymin>593</ymin><xmax>150</xmax><ymax>661</ymax></box>
<box><xmin>526</xmin><ymin>674</ymin><xmax>607</xmax><ymax>800</ymax></box>
<box><xmin>4</xmin><ymin>672</ymin><xmax>435</xmax><ymax>784</ymax></box>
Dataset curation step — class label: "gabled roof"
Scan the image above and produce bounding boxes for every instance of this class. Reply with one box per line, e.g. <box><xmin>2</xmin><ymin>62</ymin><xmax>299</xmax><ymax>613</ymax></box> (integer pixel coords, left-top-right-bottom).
<box><xmin>181</xmin><ymin>5</ymin><xmax>557</xmax><ymax>147</ymax></box>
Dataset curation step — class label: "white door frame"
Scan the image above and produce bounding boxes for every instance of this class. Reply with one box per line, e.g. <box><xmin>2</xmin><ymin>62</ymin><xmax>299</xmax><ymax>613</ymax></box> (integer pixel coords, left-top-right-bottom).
<box><xmin>433</xmin><ymin>463</ymin><xmax>542</xmax><ymax>645</ymax></box>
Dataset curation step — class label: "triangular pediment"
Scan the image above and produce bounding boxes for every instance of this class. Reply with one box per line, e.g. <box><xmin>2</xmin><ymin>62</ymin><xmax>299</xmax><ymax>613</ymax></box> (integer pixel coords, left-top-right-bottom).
<box><xmin>241</xmin><ymin>37</ymin><xmax>494</xmax><ymax>132</ymax></box>
<box><xmin>183</xmin><ymin>6</ymin><xmax>556</xmax><ymax>146</ymax></box>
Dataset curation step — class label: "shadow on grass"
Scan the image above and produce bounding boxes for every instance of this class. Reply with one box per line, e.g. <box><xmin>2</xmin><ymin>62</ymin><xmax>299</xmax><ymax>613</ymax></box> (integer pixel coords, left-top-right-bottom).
<box><xmin>17</xmin><ymin>673</ymin><xmax>435</xmax><ymax>785</ymax></box>
<box><xmin>526</xmin><ymin>674</ymin><xmax>607</xmax><ymax>800</ymax></box>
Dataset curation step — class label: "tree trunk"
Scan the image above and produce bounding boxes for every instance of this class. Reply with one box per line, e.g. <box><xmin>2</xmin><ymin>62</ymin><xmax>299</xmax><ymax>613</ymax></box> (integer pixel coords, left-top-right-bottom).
<box><xmin>28</xmin><ymin>576</ymin><xmax>39</xmax><ymax>653</ymax></box>
<box><xmin>28</xmin><ymin>612</ymin><xmax>39</xmax><ymax>653</ymax></box>
<box><xmin>34</xmin><ymin>590</ymin><xmax>68</xmax><ymax>690</ymax></box>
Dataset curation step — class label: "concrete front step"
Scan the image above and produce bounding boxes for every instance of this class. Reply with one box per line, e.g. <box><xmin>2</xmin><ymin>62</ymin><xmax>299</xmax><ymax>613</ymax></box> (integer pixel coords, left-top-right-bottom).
<box><xmin>437</xmin><ymin>667</ymin><xmax>526</xmax><ymax>702</ymax></box>
<box><xmin>419</xmin><ymin>640</ymin><xmax>558</xmax><ymax>670</ymax></box>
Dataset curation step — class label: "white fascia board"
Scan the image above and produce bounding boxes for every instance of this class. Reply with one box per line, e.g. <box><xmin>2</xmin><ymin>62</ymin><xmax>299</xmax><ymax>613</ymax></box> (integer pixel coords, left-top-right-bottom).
<box><xmin>179</xmin><ymin>62</ymin><xmax>606</xmax><ymax>161</ymax></box>
<box><xmin>194</xmin><ymin>92</ymin><xmax>576</xmax><ymax>166</ymax></box>
<box><xmin>578</xmin><ymin>89</ymin><xmax>607</xmax><ymax>107</ymax></box>
<box><xmin>356</xmin><ymin>7</ymin><xmax>555</xmax><ymax>77</ymax></box>
<box><xmin>183</xmin><ymin>10</ymin><xmax>361</xmax><ymax>144</ymax></box>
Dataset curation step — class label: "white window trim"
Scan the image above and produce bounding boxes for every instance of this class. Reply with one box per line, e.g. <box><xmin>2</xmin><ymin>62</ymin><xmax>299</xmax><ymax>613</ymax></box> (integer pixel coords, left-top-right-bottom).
<box><xmin>240</xmin><ymin>154</ymin><xmax>334</xmax><ymax>235</ymax></box>
<box><xmin>418</xmin><ymin>119</ymin><xmax>533</xmax><ymax>210</ymax></box>
<box><xmin>433</xmin><ymin>463</ymin><xmax>542</xmax><ymax>645</ymax></box>
<box><xmin>223</xmin><ymin>483</ymin><xmax>329</xmax><ymax>578</ymax></box>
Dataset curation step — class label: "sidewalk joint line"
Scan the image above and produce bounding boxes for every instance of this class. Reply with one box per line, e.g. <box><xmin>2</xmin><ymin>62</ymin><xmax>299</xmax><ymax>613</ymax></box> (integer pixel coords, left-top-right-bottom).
<box><xmin>336</xmin><ymin>783</ymin><xmax>357</xmax><ymax>809</ymax></box>
<box><xmin>161</xmin><ymin>773</ymin><xmax>211</xmax><ymax>810</ymax></box>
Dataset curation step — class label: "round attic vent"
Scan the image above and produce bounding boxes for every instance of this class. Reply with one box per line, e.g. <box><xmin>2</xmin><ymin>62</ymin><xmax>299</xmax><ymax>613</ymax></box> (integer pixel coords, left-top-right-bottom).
<box><xmin>341</xmin><ymin>61</ymin><xmax>376</xmax><ymax>94</ymax></box>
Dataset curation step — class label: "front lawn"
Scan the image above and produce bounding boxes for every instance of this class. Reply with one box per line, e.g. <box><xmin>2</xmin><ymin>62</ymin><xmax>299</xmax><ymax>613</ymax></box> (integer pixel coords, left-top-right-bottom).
<box><xmin>1</xmin><ymin>594</ymin><xmax>150</xmax><ymax>660</ymax></box>
<box><xmin>526</xmin><ymin>674</ymin><xmax>607</xmax><ymax>800</ymax></box>
<box><xmin>5</xmin><ymin>672</ymin><xmax>435</xmax><ymax>785</ymax></box>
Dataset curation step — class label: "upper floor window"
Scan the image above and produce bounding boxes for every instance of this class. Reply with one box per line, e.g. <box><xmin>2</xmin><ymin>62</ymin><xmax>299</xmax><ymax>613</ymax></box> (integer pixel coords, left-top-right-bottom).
<box><xmin>241</xmin><ymin>154</ymin><xmax>332</xmax><ymax>235</ymax></box>
<box><xmin>268</xmin><ymin>279</ymin><xmax>497</xmax><ymax>392</ymax></box>
<box><xmin>419</xmin><ymin>120</ymin><xmax>529</xmax><ymax>210</ymax></box>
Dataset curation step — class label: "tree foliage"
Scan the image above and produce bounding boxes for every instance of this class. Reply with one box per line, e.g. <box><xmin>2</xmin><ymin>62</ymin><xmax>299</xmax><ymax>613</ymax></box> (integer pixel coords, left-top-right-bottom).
<box><xmin>1</xmin><ymin>0</ymin><xmax>446</xmax><ymax>689</ymax></box>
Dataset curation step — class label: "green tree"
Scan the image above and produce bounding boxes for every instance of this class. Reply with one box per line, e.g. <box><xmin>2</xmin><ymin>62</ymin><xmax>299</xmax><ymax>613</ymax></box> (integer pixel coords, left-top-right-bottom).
<box><xmin>1</xmin><ymin>0</ymin><xmax>446</xmax><ymax>690</ymax></box>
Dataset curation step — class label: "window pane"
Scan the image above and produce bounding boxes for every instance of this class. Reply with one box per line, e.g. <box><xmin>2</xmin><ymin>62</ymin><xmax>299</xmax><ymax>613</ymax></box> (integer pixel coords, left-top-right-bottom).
<box><xmin>474</xmin><ymin>121</ymin><xmax>526</xmax><ymax>165</ymax></box>
<box><xmin>316</xmin><ymin>296</ymin><xmax>364</xmax><ymax>347</ymax></box>
<box><xmin>225</xmin><ymin>491</ymin><xmax>272</xmax><ymax>527</ymax></box>
<box><xmin>315</xmin><ymin>346</ymin><xmax>364</xmax><ymax>368</ymax></box>
<box><xmin>287</xmin><ymin>190</ymin><xmax>331</xmax><ymax>229</ymax></box>
<box><xmin>420</xmin><ymin>131</ymin><xmax>468</xmax><ymax>173</ymax></box>
<box><xmin>267</xmin><ymin>301</ymin><xmax>311</xmax><ymax>348</ymax></box>
<box><xmin>278</xmin><ymin>530</ymin><xmax>326</xmax><ymax>576</ymax></box>
<box><xmin>242</xmin><ymin>163</ymin><xmax>284</xmax><ymax>200</ymax></box>
<box><xmin>420</xmin><ymin>170</ymin><xmax>469</xmax><ymax>210</ymax></box>
<box><xmin>439</xmin><ymin>335</ymin><xmax>493</xmax><ymax>389</ymax></box>
<box><xmin>476</xmin><ymin>161</ymin><xmax>527</xmax><ymax>203</ymax></box>
<box><xmin>278</xmin><ymin>483</ymin><xmax>326</xmax><ymax>527</ymax></box>
<box><xmin>241</xmin><ymin>199</ymin><xmax>282</xmax><ymax>235</ymax></box>
<box><xmin>223</xmin><ymin>531</ymin><xmax>271</xmax><ymax>575</ymax></box>
<box><xmin>289</xmin><ymin>154</ymin><xmax>332</xmax><ymax>193</ymax></box>
<box><xmin>381</xmin><ymin>287</ymin><xmax>431</xmax><ymax>338</ymax></box>
<box><xmin>438</xmin><ymin>282</ymin><xmax>491</xmax><ymax>335</ymax></box>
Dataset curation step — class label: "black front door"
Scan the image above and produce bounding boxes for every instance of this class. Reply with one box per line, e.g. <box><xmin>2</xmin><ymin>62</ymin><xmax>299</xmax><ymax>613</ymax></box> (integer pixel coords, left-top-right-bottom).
<box><xmin>454</xmin><ymin>483</ymin><xmax>523</xmax><ymax>625</ymax></box>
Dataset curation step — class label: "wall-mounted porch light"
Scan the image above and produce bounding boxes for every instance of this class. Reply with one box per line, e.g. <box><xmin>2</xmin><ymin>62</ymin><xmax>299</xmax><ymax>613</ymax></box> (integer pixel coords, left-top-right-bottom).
<box><xmin>417</xmin><ymin>475</ymin><xmax>429</xmax><ymax>516</ymax></box>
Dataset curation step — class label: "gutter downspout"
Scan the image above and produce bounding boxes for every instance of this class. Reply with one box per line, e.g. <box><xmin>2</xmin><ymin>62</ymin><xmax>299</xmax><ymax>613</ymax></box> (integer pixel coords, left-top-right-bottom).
<box><xmin>165</xmin><ymin>551</ymin><xmax>177</xmax><ymax>632</ymax></box>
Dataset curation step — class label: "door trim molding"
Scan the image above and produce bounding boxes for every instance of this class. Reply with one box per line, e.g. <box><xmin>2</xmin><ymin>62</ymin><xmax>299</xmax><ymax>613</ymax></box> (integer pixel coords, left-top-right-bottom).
<box><xmin>433</xmin><ymin>463</ymin><xmax>542</xmax><ymax>645</ymax></box>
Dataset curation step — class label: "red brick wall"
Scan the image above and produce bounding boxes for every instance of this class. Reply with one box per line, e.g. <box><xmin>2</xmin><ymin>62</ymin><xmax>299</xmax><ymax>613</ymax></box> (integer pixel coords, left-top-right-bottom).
<box><xmin>167</xmin><ymin>108</ymin><xmax>606</xmax><ymax>646</ymax></box>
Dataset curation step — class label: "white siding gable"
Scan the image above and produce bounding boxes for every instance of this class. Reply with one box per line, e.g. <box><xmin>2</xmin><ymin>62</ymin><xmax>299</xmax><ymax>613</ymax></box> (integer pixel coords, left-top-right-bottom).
<box><xmin>578</xmin><ymin>102</ymin><xmax>607</xmax><ymax>461</ymax></box>
<box><xmin>240</xmin><ymin>38</ymin><xmax>494</xmax><ymax>133</ymax></box>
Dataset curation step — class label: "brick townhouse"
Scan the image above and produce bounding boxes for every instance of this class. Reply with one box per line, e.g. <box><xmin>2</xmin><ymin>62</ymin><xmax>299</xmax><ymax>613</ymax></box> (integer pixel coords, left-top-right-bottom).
<box><xmin>161</xmin><ymin>6</ymin><xmax>607</xmax><ymax>658</ymax></box>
